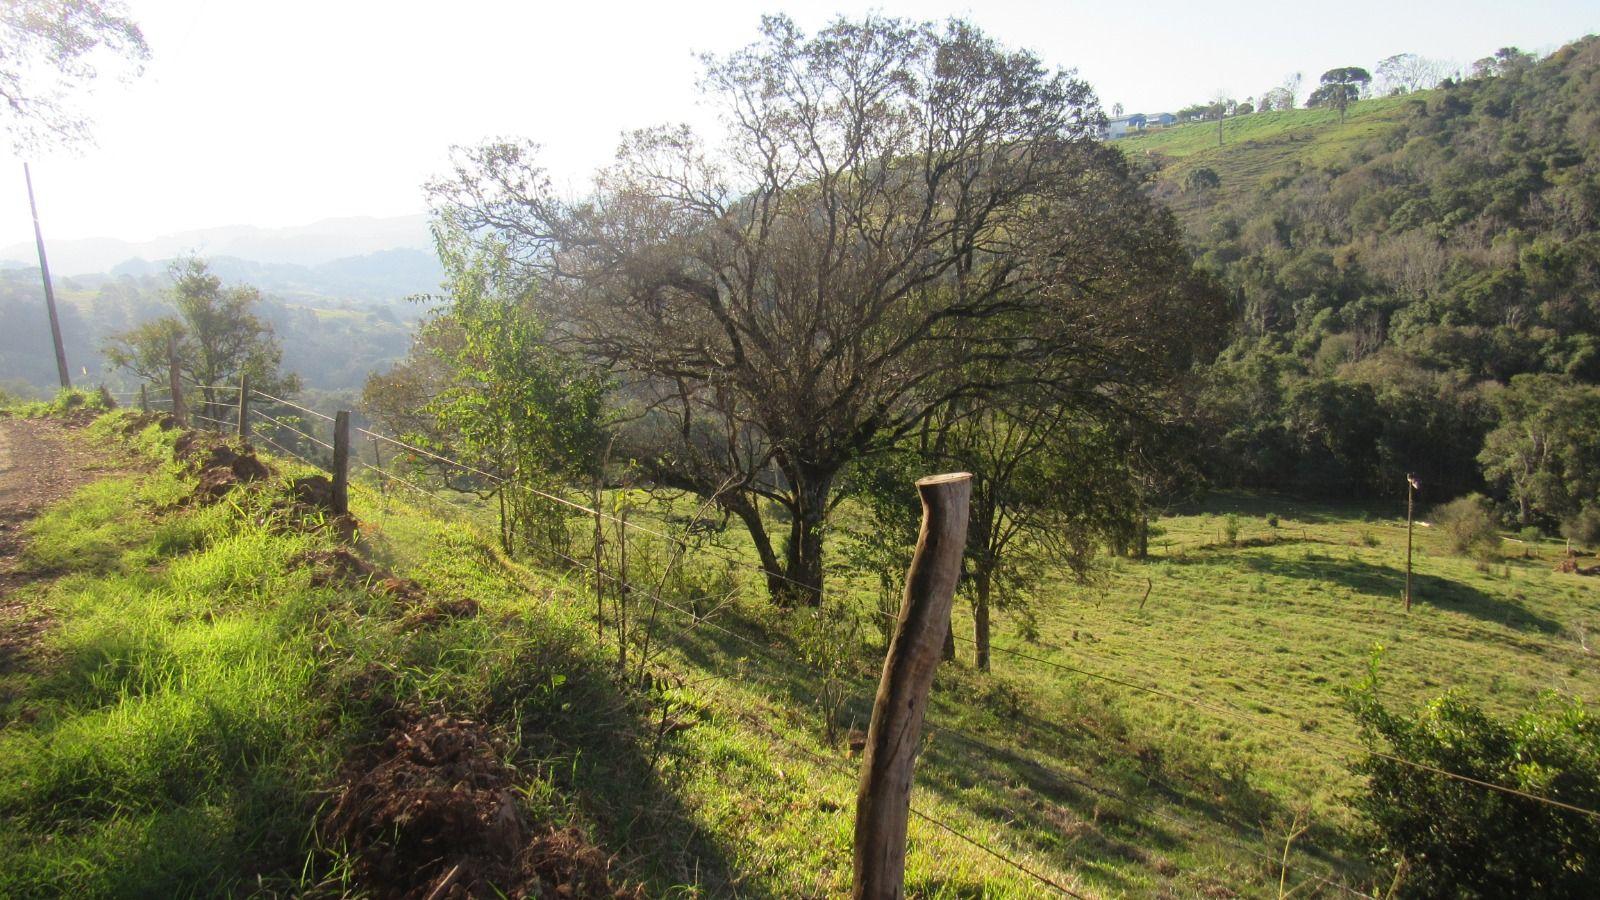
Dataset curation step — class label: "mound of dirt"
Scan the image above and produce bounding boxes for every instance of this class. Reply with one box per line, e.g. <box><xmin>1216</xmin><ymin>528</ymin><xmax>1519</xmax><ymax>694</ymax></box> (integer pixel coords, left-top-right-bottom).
<box><xmin>278</xmin><ymin>475</ymin><xmax>359</xmax><ymax>541</ymax></box>
<box><xmin>323</xmin><ymin>715</ymin><xmax>641</xmax><ymax>899</ymax></box>
<box><xmin>300</xmin><ymin>547</ymin><xmax>425</xmax><ymax>601</ymax></box>
<box><xmin>172</xmin><ymin>430</ymin><xmax>270</xmax><ymax>503</ymax></box>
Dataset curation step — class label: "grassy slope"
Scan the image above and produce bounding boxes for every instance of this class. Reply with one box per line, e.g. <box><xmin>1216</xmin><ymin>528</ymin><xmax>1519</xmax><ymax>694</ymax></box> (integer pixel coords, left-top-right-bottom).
<box><xmin>4</xmin><ymin>412</ymin><xmax>1596</xmax><ymax>897</ymax></box>
<box><xmin>1117</xmin><ymin>95</ymin><xmax>1419</xmax><ymax>218</ymax></box>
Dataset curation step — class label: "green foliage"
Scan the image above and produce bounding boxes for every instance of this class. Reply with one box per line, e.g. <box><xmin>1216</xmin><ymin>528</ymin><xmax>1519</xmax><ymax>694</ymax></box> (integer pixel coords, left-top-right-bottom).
<box><xmin>1433</xmin><ymin>494</ymin><xmax>1501</xmax><ymax>558</ymax></box>
<box><xmin>1478</xmin><ymin>375</ymin><xmax>1600</xmax><ymax>527</ymax></box>
<box><xmin>1222</xmin><ymin>513</ymin><xmax>1241</xmax><ymax>546</ymax></box>
<box><xmin>1562</xmin><ymin>506</ymin><xmax>1600</xmax><ymax>547</ymax></box>
<box><xmin>363</xmin><ymin>250</ymin><xmax>604</xmax><ymax>562</ymax></box>
<box><xmin>1185</xmin><ymin>166</ymin><xmax>1220</xmax><ymax>192</ymax></box>
<box><xmin>1345</xmin><ymin>657</ymin><xmax>1600</xmax><ymax>897</ymax></box>
<box><xmin>1155</xmin><ymin>38</ymin><xmax>1600</xmax><ymax>505</ymax></box>
<box><xmin>8</xmin><ymin>386</ymin><xmax>112</xmax><ymax>419</ymax></box>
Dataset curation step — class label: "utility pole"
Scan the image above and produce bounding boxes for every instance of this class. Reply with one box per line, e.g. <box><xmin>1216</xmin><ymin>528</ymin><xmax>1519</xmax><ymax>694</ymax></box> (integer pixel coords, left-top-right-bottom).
<box><xmin>1405</xmin><ymin>474</ymin><xmax>1419</xmax><ymax>611</ymax></box>
<box><xmin>24</xmin><ymin>164</ymin><xmax>71</xmax><ymax>389</ymax></box>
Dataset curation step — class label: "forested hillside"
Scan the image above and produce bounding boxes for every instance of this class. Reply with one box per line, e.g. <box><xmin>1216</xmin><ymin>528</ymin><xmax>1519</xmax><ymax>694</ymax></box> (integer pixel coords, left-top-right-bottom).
<box><xmin>0</xmin><ymin>266</ymin><xmax>423</xmax><ymax>397</ymax></box>
<box><xmin>1128</xmin><ymin>39</ymin><xmax>1600</xmax><ymax>534</ymax></box>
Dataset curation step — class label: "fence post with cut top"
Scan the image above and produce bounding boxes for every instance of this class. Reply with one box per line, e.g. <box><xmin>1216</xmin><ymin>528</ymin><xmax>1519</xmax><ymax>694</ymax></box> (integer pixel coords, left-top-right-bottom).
<box><xmin>853</xmin><ymin>472</ymin><xmax>971</xmax><ymax>900</ymax></box>
<box><xmin>332</xmin><ymin>410</ymin><xmax>350</xmax><ymax>515</ymax></box>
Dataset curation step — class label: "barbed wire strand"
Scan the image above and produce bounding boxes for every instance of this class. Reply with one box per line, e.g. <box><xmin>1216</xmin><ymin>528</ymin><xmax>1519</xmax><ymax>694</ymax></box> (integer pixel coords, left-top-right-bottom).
<box><xmin>252</xmin><ymin>410</ymin><xmax>334</xmax><ymax>452</ymax></box>
<box><xmin>248</xmin><ymin>389</ymin><xmax>336</xmax><ymax>422</ymax></box>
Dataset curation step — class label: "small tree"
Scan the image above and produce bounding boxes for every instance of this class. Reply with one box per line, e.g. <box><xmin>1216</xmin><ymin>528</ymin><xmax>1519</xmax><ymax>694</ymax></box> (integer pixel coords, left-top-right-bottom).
<box><xmin>1309</xmin><ymin>67</ymin><xmax>1371</xmax><ymax>121</ymax></box>
<box><xmin>363</xmin><ymin>250</ymin><xmax>605</xmax><ymax>560</ymax></box>
<box><xmin>104</xmin><ymin>258</ymin><xmax>298</xmax><ymax>424</ymax></box>
<box><xmin>1186</xmin><ymin>167</ymin><xmax>1221</xmax><ymax>193</ymax></box>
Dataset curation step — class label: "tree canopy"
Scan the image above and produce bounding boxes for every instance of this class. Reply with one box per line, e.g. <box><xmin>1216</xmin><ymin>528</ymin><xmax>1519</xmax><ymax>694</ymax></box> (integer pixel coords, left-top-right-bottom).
<box><xmin>428</xmin><ymin>14</ymin><xmax>1225</xmax><ymax>604</ymax></box>
<box><xmin>0</xmin><ymin>0</ymin><xmax>148</xmax><ymax>151</ymax></box>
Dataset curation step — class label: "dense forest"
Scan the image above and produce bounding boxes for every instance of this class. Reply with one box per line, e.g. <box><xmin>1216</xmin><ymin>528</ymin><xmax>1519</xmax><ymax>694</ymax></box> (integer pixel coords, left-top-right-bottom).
<box><xmin>1135</xmin><ymin>39</ymin><xmax>1600</xmax><ymax>536</ymax></box>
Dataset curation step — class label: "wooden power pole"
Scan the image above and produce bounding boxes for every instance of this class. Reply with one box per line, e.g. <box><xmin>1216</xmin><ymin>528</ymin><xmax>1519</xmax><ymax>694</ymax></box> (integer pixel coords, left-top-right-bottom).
<box><xmin>854</xmin><ymin>472</ymin><xmax>971</xmax><ymax>900</ymax></box>
<box><xmin>1405</xmin><ymin>474</ymin><xmax>1419</xmax><ymax>611</ymax></box>
<box><xmin>24</xmin><ymin>164</ymin><xmax>71</xmax><ymax>389</ymax></box>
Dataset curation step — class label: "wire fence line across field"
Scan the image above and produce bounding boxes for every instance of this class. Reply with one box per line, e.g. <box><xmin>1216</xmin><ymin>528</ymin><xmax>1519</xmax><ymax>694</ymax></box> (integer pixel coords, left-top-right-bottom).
<box><xmin>328</xmin><ymin>424</ymin><xmax>1600</xmax><ymax>824</ymax></box>
<box><xmin>232</xmin><ymin>411</ymin><xmax>1600</xmax><ymax>900</ymax></box>
<box><xmin>257</xmin><ymin>430</ymin><xmax>1404</xmax><ymax>897</ymax></box>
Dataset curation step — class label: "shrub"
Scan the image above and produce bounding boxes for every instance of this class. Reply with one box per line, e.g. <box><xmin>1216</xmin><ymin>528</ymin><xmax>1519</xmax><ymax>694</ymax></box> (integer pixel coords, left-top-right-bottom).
<box><xmin>1432</xmin><ymin>494</ymin><xmax>1501</xmax><ymax>558</ymax></box>
<box><xmin>1222</xmin><ymin>513</ymin><xmax>1241</xmax><ymax>546</ymax></box>
<box><xmin>1562</xmin><ymin>505</ymin><xmax>1600</xmax><ymax>548</ymax></box>
<box><xmin>1345</xmin><ymin>661</ymin><xmax>1600</xmax><ymax>897</ymax></box>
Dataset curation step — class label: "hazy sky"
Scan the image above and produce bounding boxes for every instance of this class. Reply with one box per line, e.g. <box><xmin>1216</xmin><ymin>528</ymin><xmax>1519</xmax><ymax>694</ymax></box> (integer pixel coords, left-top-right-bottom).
<box><xmin>3</xmin><ymin>0</ymin><xmax>1596</xmax><ymax>249</ymax></box>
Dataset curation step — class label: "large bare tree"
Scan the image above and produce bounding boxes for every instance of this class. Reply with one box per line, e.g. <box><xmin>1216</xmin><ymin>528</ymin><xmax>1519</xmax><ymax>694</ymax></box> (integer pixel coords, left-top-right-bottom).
<box><xmin>429</xmin><ymin>14</ymin><xmax>1221</xmax><ymax>605</ymax></box>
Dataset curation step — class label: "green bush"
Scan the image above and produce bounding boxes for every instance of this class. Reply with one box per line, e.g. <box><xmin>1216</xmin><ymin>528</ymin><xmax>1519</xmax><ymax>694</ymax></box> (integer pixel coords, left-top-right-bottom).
<box><xmin>1432</xmin><ymin>494</ymin><xmax>1501</xmax><ymax>558</ymax></box>
<box><xmin>1222</xmin><ymin>513</ymin><xmax>1241</xmax><ymax>546</ymax></box>
<box><xmin>1345</xmin><ymin>660</ymin><xmax>1600</xmax><ymax>897</ymax></box>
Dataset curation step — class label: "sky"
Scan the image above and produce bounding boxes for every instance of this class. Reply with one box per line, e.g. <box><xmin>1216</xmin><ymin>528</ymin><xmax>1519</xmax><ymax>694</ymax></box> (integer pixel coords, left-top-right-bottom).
<box><xmin>3</xmin><ymin>0</ymin><xmax>1597</xmax><ymax>250</ymax></box>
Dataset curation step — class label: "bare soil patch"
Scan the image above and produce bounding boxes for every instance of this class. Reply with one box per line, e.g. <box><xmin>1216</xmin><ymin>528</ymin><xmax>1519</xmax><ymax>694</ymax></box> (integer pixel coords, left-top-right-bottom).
<box><xmin>323</xmin><ymin>713</ymin><xmax>642</xmax><ymax>899</ymax></box>
<box><xmin>0</xmin><ymin>416</ymin><xmax>145</xmax><ymax>693</ymax></box>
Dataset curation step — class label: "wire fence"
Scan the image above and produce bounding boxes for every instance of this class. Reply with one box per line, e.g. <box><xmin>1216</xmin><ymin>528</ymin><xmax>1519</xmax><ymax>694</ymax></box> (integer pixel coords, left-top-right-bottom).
<box><xmin>103</xmin><ymin>377</ymin><xmax>1600</xmax><ymax>895</ymax></box>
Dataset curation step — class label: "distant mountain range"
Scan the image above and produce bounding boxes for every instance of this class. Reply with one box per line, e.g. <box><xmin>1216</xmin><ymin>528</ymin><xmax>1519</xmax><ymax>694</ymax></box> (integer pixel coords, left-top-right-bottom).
<box><xmin>1</xmin><ymin>214</ymin><xmax>434</xmax><ymax>273</ymax></box>
<box><xmin>0</xmin><ymin>214</ymin><xmax>445</xmax><ymax>303</ymax></box>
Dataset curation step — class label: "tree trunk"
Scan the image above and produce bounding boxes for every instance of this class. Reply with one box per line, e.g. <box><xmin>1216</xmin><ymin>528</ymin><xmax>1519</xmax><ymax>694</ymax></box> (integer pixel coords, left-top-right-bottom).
<box><xmin>1136</xmin><ymin>513</ymin><xmax>1149</xmax><ymax>559</ymax></box>
<box><xmin>974</xmin><ymin>569</ymin><xmax>992</xmax><ymax>672</ymax></box>
<box><xmin>726</xmin><ymin>494</ymin><xmax>788</xmax><ymax>599</ymax></box>
<box><xmin>779</xmin><ymin>467</ymin><xmax>834</xmax><ymax>607</ymax></box>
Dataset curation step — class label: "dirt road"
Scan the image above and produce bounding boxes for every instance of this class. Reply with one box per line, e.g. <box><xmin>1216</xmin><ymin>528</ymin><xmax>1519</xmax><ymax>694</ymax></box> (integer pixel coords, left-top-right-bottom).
<box><xmin>0</xmin><ymin>416</ymin><xmax>132</xmax><ymax>688</ymax></box>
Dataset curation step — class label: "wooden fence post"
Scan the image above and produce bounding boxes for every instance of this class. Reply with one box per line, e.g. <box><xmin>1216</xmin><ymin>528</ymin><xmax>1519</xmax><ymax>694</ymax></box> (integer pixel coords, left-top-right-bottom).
<box><xmin>237</xmin><ymin>374</ymin><xmax>251</xmax><ymax>441</ymax></box>
<box><xmin>139</xmin><ymin>383</ymin><xmax>148</xmax><ymax>413</ymax></box>
<box><xmin>332</xmin><ymin>410</ymin><xmax>350</xmax><ymax>515</ymax></box>
<box><xmin>167</xmin><ymin>335</ymin><xmax>186</xmax><ymax>426</ymax></box>
<box><xmin>854</xmin><ymin>472</ymin><xmax>971</xmax><ymax>900</ymax></box>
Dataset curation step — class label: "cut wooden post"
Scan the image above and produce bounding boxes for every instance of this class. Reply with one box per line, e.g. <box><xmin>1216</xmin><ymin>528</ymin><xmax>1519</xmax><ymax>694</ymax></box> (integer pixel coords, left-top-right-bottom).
<box><xmin>237</xmin><ymin>374</ymin><xmax>251</xmax><ymax>441</ymax></box>
<box><xmin>854</xmin><ymin>472</ymin><xmax>971</xmax><ymax>900</ymax></box>
<box><xmin>167</xmin><ymin>335</ymin><xmax>186</xmax><ymax>426</ymax></box>
<box><xmin>332</xmin><ymin>410</ymin><xmax>350</xmax><ymax>515</ymax></box>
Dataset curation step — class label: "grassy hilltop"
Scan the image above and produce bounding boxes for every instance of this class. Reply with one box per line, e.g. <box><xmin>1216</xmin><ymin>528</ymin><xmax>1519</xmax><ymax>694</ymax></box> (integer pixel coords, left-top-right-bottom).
<box><xmin>1117</xmin><ymin>94</ymin><xmax>1420</xmax><ymax>215</ymax></box>
<box><xmin>1</xmin><ymin>404</ymin><xmax>1596</xmax><ymax>897</ymax></box>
